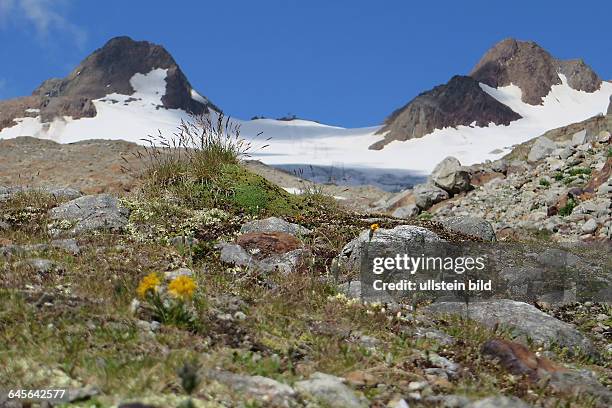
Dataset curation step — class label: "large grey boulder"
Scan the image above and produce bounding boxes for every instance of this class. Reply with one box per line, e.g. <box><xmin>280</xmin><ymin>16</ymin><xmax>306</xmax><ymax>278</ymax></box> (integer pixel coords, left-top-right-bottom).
<box><xmin>337</xmin><ymin>225</ymin><xmax>442</xmax><ymax>274</ymax></box>
<box><xmin>48</xmin><ymin>194</ymin><xmax>130</xmax><ymax>236</ymax></box>
<box><xmin>240</xmin><ymin>216</ymin><xmax>311</xmax><ymax>236</ymax></box>
<box><xmin>441</xmin><ymin>216</ymin><xmax>497</xmax><ymax>242</ymax></box>
<box><xmin>425</xmin><ymin>299</ymin><xmax>594</xmax><ymax>355</ymax></box>
<box><xmin>294</xmin><ymin>372</ymin><xmax>368</xmax><ymax>408</ymax></box>
<box><xmin>431</xmin><ymin>156</ymin><xmax>471</xmax><ymax>193</ymax></box>
<box><xmin>527</xmin><ymin>136</ymin><xmax>556</xmax><ymax>162</ymax></box>
<box><xmin>413</xmin><ymin>183</ymin><xmax>450</xmax><ymax>210</ymax></box>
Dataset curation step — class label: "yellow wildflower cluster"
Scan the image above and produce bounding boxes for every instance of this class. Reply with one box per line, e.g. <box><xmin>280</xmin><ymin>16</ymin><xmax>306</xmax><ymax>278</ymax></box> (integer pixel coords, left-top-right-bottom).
<box><xmin>168</xmin><ymin>275</ymin><xmax>197</xmax><ymax>300</ymax></box>
<box><xmin>370</xmin><ymin>223</ymin><xmax>380</xmax><ymax>232</ymax></box>
<box><xmin>137</xmin><ymin>273</ymin><xmax>161</xmax><ymax>299</ymax></box>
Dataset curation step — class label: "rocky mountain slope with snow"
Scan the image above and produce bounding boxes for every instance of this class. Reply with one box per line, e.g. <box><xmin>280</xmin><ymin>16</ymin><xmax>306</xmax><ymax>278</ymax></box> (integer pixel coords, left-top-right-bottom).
<box><xmin>0</xmin><ymin>36</ymin><xmax>610</xmax><ymax>190</ymax></box>
<box><xmin>0</xmin><ymin>36</ymin><xmax>215</xmax><ymax>132</ymax></box>
<box><xmin>375</xmin><ymin>38</ymin><xmax>606</xmax><ymax>146</ymax></box>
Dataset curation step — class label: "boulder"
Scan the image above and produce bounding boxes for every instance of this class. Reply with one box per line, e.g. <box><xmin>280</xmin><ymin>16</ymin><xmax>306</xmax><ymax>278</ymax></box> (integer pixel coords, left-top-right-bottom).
<box><xmin>218</xmin><ymin>241</ymin><xmax>308</xmax><ymax>275</ymax></box>
<box><xmin>240</xmin><ymin>216</ymin><xmax>311</xmax><ymax>236</ymax></box>
<box><xmin>466</xmin><ymin>396</ymin><xmax>532</xmax><ymax>408</ymax></box>
<box><xmin>337</xmin><ymin>225</ymin><xmax>442</xmax><ymax>274</ymax></box>
<box><xmin>425</xmin><ymin>300</ymin><xmax>594</xmax><ymax>355</ymax></box>
<box><xmin>391</xmin><ymin>204</ymin><xmax>420</xmax><ymax>218</ymax></box>
<box><xmin>206</xmin><ymin>370</ymin><xmax>296</xmax><ymax>408</ymax></box>
<box><xmin>413</xmin><ymin>183</ymin><xmax>450</xmax><ymax>210</ymax></box>
<box><xmin>527</xmin><ymin>136</ymin><xmax>556</xmax><ymax>163</ymax></box>
<box><xmin>441</xmin><ymin>216</ymin><xmax>497</xmax><ymax>242</ymax></box>
<box><xmin>48</xmin><ymin>194</ymin><xmax>130</xmax><ymax>236</ymax></box>
<box><xmin>431</xmin><ymin>156</ymin><xmax>471</xmax><ymax>193</ymax></box>
<box><xmin>581</xmin><ymin>218</ymin><xmax>598</xmax><ymax>234</ymax></box>
<box><xmin>571</xmin><ymin>129</ymin><xmax>589</xmax><ymax>146</ymax></box>
<box><xmin>294</xmin><ymin>372</ymin><xmax>368</xmax><ymax>408</ymax></box>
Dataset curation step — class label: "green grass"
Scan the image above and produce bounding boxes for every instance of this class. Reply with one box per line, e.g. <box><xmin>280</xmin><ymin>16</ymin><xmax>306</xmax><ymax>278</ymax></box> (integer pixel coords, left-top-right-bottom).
<box><xmin>558</xmin><ymin>197</ymin><xmax>577</xmax><ymax>216</ymax></box>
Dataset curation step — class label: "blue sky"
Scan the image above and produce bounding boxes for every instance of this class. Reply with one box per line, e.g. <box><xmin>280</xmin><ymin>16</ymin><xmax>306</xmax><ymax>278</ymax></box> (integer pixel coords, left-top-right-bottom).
<box><xmin>0</xmin><ymin>0</ymin><xmax>610</xmax><ymax>127</ymax></box>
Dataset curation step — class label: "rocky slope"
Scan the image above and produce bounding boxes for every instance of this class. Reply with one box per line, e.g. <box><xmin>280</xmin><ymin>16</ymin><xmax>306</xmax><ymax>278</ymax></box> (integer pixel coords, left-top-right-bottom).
<box><xmin>378</xmin><ymin>113</ymin><xmax>612</xmax><ymax>242</ymax></box>
<box><xmin>1</xmin><ymin>179</ymin><xmax>610</xmax><ymax>407</ymax></box>
<box><xmin>375</xmin><ymin>38</ymin><xmax>604</xmax><ymax>147</ymax></box>
<box><xmin>0</xmin><ymin>36</ymin><xmax>216</xmax><ymax>131</ymax></box>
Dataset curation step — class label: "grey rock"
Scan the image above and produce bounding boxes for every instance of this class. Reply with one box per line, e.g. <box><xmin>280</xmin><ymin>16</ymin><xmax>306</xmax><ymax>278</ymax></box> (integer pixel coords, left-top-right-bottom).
<box><xmin>48</xmin><ymin>194</ymin><xmax>130</xmax><ymax>236</ymax></box>
<box><xmin>414</xmin><ymin>183</ymin><xmax>450</xmax><ymax>210</ymax></box>
<box><xmin>0</xmin><ymin>220</ymin><xmax>9</xmax><ymax>231</ymax></box>
<box><xmin>258</xmin><ymin>248</ymin><xmax>310</xmax><ymax>274</ymax></box>
<box><xmin>207</xmin><ymin>370</ymin><xmax>296</xmax><ymax>408</ymax></box>
<box><xmin>441</xmin><ymin>216</ymin><xmax>497</xmax><ymax>241</ymax></box>
<box><xmin>425</xmin><ymin>300</ymin><xmax>594</xmax><ymax>355</ymax></box>
<box><xmin>218</xmin><ymin>242</ymin><xmax>308</xmax><ymax>274</ymax></box>
<box><xmin>581</xmin><ymin>218</ymin><xmax>598</xmax><ymax>234</ymax></box>
<box><xmin>571</xmin><ymin>129</ymin><xmax>589</xmax><ymax>146</ymax></box>
<box><xmin>466</xmin><ymin>396</ymin><xmax>532</xmax><ymax>408</ymax></box>
<box><xmin>218</xmin><ymin>242</ymin><xmax>253</xmax><ymax>266</ymax></box>
<box><xmin>294</xmin><ymin>372</ymin><xmax>368</xmax><ymax>408</ymax></box>
<box><xmin>392</xmin><ymin>204</ymin><xmax>420</xmax><ymax>218</ymax></box>
<box><xmin>338</xmin><ymin>280</ymin><xmax>363</xmax><ymax>299</ymax></box>
<box><xmin>549</xmin><ymin>370</ymin><xmax>612</xmax><ymax>407</ymax></box>
<box><xmin>527</xmin><ymin>136</ymin><xmax>556</xmax><ymax>163</ymax></box>
<box><xmin>23</xmin><ymin>258</ymin><xmax>63</xmax><ymax>275</ymax></box>
<box><xmin>559</xmin><ymin>146</ymin><xmax>574</xmax><ymax>159</ymax></box>
<box><xmin>164</xmin><ymin>267</ymin><xmax>194</xmax><ymax>281</ymax></box>
<box><xmin>240</xmin><ymin>217</ymin><xmax>311</xmax><ymax>236</ymax></box>
<box><xmin>51</xmin><ymin>238</ymin><xmax>80</xmax><ymax>255</ymax></box>
<box><xmin>431</xmin><ymin>156</ymin><xmax>471</xmax><ymax>193</ymax></box>
<box><xmin>597</xmin><ymin>130</ymin><xmax>611</xmax><ymax>143</ymax></box>
<box><xmin>337</xmin><ymin>225</ymin><xmax>442</xmax><ymax>274</ymax></box>
<box><xmin>424</xmin><ymin>394</ymin><xmax>471</xmax><ymax>408</ymax></box>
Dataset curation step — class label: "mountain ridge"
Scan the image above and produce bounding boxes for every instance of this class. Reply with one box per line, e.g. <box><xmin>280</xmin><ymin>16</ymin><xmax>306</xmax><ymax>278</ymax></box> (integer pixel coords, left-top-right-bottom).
<box><xmin>0</xmin><ymin>36</ymin><xmax>217</xmax><ymax>131</ymax></box>
<box><xmin>374</xmin><ymin>38</ymin><xmax>604</xmax><ymax>148</ymax></box>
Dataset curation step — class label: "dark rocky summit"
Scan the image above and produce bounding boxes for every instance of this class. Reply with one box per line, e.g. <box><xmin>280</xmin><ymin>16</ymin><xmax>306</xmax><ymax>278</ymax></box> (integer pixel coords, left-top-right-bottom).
<box><xmin>470</xmin><ymin>38</ymin><xmax>601</xmax><ymax>105</ymax></box>
<box><xmin>370</xmin><ymin>76</ymin><xmax>521</xmax><ymax>149</ymax></box>
<box><xmin>374</xmin><ymin>38</ymin><xmax>603</xmax><ymax>148</ymax></box>
<box><xmin>0</xmin><ymin>36</ymin><xmax>217</xmax><ymax>131</ymax></box>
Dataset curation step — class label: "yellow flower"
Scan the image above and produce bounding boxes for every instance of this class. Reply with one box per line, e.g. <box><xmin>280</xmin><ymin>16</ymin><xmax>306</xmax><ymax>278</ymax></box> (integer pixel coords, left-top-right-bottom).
<box><xmin>168</xmin><ymin>275</ymin><xmax>197</xmax><ymax>300</ymax></box>
<box><xmin>137</xmin><ymin>273</ymin><xmax>161</xmax><ymax>299</ymax></box>
<box><xmin>370</xmin><ymin>223</ymin><xmax>380</xmax><ymax>232</ymax></box>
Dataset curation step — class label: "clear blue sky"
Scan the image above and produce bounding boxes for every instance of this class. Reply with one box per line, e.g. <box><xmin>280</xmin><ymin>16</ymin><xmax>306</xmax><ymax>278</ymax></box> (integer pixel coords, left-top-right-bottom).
<box><xmin>0</xmin><ymin>0</ymin><xmax>610</xmax><ymax>127</ymax></box>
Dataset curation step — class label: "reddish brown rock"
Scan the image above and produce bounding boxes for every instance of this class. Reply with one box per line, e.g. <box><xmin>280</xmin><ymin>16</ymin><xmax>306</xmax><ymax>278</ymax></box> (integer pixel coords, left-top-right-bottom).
<box><xmin>481</xmin><ymin>338</ymin><xmax>565</xmax><ymax>381</ymax></box>
<box><xmin>470</xmin><ymin>171</ymin><xmax>505</xmax><ymax>187</ymax></box>
<box><xmin>584</xmin><ymin>156</ymin><xmax>612</xmax><ymax>194</ymax></box>
<box><xmin>236</xmin><ymin>232</ymin><xmax>302</xmax><ymax>259</ymax></box>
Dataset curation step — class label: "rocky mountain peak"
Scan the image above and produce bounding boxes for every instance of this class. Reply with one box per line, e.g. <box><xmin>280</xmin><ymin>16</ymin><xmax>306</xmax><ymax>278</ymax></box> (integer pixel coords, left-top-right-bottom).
<box><xmin>373</xmin><ymin>38</ymin><xmax>605</xmax><ymax>148</ymax></box>
<box><xmin>372</xmin><ymin>75</ymin><xmax>521</xmax><ymax>149</ymax></box>
<box><xmin>470</xmin><ymin>38</ymin><xmax>602</xmax><ymax>105</ymax></box>
<box><xmin>0</xmin><ymin>36</ymin><xmax>216</xmax><ymax>130</ymax></box>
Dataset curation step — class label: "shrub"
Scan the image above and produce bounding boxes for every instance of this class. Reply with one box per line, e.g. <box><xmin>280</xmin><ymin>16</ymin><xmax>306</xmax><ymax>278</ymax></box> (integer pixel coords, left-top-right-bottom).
<box><xmin>568</xmin><ymin>167</ymin><xmax>591</xmax><ymax>177</ymax></box>
<box><xmin>539</xmin><ymin>178</ymin><xmax>550</xmax><ymax>187</ymax></box>
<box><xmin>131</xmin><ymin>114</ymin><xmax>301</xmax><ymax>216</ymax></box>
<box><xmin>558</xmin><ymin>197</ymin><xmax>577</xmax><ymax>216</ymax></box>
